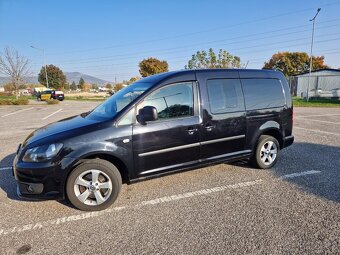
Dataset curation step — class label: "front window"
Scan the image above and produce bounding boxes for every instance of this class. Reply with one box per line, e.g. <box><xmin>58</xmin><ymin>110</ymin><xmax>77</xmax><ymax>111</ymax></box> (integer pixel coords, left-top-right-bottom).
<box><xmin>138</xmin><ymin>82</ymin><xmax>194</xmax><ymax>121</ymax></box>
<box><xmin>85</xmin><ymin>82</ymin><xmax>153</xmax><ymax>121</ymax></box>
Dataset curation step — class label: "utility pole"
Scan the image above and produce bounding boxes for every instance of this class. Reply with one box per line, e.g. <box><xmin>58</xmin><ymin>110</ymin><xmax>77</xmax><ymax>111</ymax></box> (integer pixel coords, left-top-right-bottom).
<box><xmin>306</xmin><ymin>8</ymin><xmax>321</xmax><ymax>102</ymax></box>
<box><xmin>31</xmin><ymin>45</ymin><xmax>49</xmax><ymax>88</ymax></box>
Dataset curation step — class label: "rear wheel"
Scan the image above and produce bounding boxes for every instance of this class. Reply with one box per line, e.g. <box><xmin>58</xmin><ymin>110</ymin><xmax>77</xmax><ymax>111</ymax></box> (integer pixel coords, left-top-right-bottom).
<box><xmin>66</xmin><ymin>159</ymin><xmax>122</xmax><ymax>211</ymax></box>
<box><xmin>251</xmin><ymin>135</ymin><xmax>280</xmax><ymax>169</ymax></box>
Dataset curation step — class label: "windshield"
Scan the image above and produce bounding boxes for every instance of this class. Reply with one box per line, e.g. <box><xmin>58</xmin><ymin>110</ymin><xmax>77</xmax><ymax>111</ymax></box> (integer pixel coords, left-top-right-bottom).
<box><xmin>84</xmin><ymin>82</ymin><xmax>153</xmax><ymax>121</ymax></box>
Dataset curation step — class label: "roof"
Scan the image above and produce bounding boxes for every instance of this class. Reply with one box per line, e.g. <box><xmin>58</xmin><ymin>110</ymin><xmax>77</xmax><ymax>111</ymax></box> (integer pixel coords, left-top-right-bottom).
<box><xmin>137</xmin><ymin>69</ymin><xmax>282</xmax><ymax>84</ymax></box>
<box><xmin>293</xmin><ymin>68</ymin><xmax>340</xmax><ymax>76</ymax></box>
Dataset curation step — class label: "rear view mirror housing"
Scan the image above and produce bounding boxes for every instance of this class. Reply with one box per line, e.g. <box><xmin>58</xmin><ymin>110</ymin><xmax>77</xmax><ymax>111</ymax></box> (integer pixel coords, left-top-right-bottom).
<box><xmin>137</xmin><ymin>106</ymin><xmax>158</xmax><ymax>125</ymax></box>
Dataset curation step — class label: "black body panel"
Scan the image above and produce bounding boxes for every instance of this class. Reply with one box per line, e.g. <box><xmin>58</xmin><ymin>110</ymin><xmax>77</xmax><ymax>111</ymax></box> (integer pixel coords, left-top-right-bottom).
<box><xmin>13</xmin><ymin>69</ymin><xmax>294</xmax><ymax>200</ymax></box>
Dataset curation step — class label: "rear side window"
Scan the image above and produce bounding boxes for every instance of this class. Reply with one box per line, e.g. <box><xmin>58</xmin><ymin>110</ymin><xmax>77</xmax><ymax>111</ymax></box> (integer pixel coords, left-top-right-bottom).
<box><xmin>206</xmin><ymin>79</ymin><xmax>245</xmax><ymax>114</ymax></box>
<box><xmin>241</xmin><ymin>79</ymin><xmax>285</xmax><ymax>110</ymax></box>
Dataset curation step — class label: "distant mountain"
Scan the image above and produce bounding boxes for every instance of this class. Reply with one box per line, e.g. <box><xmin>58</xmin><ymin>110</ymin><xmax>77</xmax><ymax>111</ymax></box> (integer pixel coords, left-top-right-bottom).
<box><xmin>0</xmin><ymin>72</ymin><xmax>110</xmax><ymax>86</ymax></box>
<box><xmin>64</xmin><ymin>72</ymin><xmax>110</xmax><ymax>85</ymax></box>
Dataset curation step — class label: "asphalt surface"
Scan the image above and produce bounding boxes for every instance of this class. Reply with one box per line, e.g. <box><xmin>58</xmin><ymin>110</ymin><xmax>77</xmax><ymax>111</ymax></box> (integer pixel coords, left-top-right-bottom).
<box><xmin>0</xmin><ymin>101</ymin><xmax>339</xmax><ymax>254</ymax></box>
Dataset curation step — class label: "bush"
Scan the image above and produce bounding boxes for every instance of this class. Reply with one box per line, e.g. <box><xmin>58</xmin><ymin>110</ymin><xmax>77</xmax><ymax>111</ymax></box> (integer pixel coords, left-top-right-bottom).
<box><xmin>46</xmin><ymin>99</ymin><xmax>59</xmax><ymax>104</ymax></box>
<box><xmin>0</xmin><ymin>92</ymin><xmax>12</xmax><ymax>97</ymax></box>
<box><xmin>0</xmin><ymin>97</ymin><xmax>29</xmax><ymax>105</ymax></box>
<box><xmin>0</xmin><ymin>99</ymin><xmax>11</xmax><ymax>105</ymax></box>
<box><xmin>12</xmin><ymin>97</ymin><xmax>29</xmax><ymax>105</ymax></box>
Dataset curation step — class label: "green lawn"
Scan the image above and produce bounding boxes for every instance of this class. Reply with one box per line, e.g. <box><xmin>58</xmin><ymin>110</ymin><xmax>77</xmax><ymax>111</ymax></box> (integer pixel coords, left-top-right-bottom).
<box><xmin>64</xmin><ymin>96</ymin><xmax>106</xmax><ymax>102</ymax></box>
<box><xmin>293</xmin><ymin>97</ymin><xmax>340</xmax><ymax>107</ymax></box>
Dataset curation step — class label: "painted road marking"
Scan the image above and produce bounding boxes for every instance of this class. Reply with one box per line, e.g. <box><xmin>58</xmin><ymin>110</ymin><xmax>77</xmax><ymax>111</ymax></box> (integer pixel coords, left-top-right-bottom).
<box><xmin>294</xmin><ymin>126</ymin><xmax>340</xmax><ymax>136</ymax></box>
<box><xmin>279</xmin><ymin>170</ymin><xmax>321</xmax><ymax>180</ymax></box>
<box><xmin>295</xmin><ymin>118</ymin><xmax>340</xmax><ymax>125</ymax></box>
<box><xmin>0</xmin><ymin>167</ymin><xmax>12</xmax><ymax>171</ymax></box>
<box><xmin>0</xmin><ymin>170</ymin><xmax>322</xmax><ymax>237</ymax></box>
<box><xmin>42</xmin><ymin>109</ymin><xmax>63</xmax><ymax>120</ymax></box>
<box><xmin>296</xmin><ymin>113</ymin><xmax>340</xmax><ymax>118</ymax></box>
<box><xmin>1</xmin><ymin>107</ymin><xmax>33</xmax><ymax>118</ymax></box>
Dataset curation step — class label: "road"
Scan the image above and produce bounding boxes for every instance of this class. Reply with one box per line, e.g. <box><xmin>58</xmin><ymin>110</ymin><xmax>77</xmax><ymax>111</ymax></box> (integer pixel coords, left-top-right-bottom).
<box><xmin>0</xmin><ymin>101</ymin><xmax>339</xmax><ymax>254</ymax></box>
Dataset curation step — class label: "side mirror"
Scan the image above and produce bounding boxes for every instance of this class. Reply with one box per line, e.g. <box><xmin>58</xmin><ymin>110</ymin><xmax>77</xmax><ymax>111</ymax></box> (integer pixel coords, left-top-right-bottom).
<box><xmin>137</xmin><ymin>106</ymin><xmax>158</xmax><ymax>125</ymax></box>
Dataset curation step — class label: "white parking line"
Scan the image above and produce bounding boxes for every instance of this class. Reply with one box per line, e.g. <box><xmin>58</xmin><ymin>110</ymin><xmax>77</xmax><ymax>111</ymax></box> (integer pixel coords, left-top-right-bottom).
<box><xmin>0</xmin><ymin>170</ymin><xmax>321</xmax><ymax>237</ymax></box>
<box><xmin>0</xmin><ymin>167</ymin><xmax>12</xmax><ymax>171</ymax></box>
<box><xmin>296</xmin><ymin>113</ymin><xmax>340</xmax><ymax>118</ymax></box>
<box><xmin>1</xmin><ymin>107</ymin><xmax>33</xmax><ymax>118</ymax></box>
<box><xmin>279</xmin><ymin>170</ymin><xmax>321</xmax><ymax>180</ymax></box>
<box><xmin>42</xmin><ymin>109</ymin><xmax>63</xmax><ymax>120</ymax></box>
<box><xmin>294</xmin><ymin>126</ymin><xmax>340</xmax><ymax>136</ymax></box>
<box><xmin>295</xmin><ymin>117</ymin><xmax>340</xmax><ymax>125</ymax></box>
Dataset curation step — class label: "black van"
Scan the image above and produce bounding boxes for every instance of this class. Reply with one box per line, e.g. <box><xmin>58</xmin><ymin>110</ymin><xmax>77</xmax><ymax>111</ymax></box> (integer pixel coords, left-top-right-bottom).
<box><xmin>13</xmin><ymin>69</ymin><xmax>294</xmax><ymax>211</ymax></box>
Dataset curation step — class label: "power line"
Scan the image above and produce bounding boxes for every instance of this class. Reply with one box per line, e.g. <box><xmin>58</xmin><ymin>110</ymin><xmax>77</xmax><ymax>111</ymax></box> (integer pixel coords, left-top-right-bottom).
<box><xmin>53</xmin><ymin>21</ymin><xmax>340</xmax><ymax>66</ymax></box>
<box><xmin>45</xmin><ymin>1</ymin><xmax>340</xmax><ymax>56</ymax></box>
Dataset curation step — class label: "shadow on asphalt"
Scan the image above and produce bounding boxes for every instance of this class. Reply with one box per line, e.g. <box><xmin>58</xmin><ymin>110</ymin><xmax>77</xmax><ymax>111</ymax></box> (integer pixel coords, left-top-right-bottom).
<box><xmin>232</xmin><ymin>142</ymin><xmax>340</xmax><ymax>204</ymax></box>
<box><xmin>0</xmin><ymin>142</ymin><xmax>339</xmax><ymax>205</ymax></box>
<box><xmin>0</xmin><ymin>153</ymin><xmax>21</xmax><ymax>200</ymax></box>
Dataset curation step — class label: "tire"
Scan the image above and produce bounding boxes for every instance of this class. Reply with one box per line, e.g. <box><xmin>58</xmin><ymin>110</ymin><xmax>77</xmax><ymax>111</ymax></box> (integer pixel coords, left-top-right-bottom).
<box><xmin>66</xmin><ymin>159</ymin><xmax>122</xmax><ymax>211</ymax></box>
<box><xmin>251</xmin><ymin>135</ymin><xmax>280</xmax><ymax>169</ymax></box>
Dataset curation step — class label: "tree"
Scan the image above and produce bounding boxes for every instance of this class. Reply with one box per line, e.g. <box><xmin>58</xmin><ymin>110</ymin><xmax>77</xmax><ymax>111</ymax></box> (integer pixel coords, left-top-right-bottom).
<box><xmin>78</xmin><ymin>77</ymin><xmax>85</xmax><ymax>91</ymax></box>
<box><xmin>185</xmin><ymin>48</ymin><xmax>241</xmax><ymax>69</ymax></box>
<box><xmin>139</xmin><ymin>57</ymin><xmax>168</xmax><ymax>77</ymax></box>
<box><xmin>0</xmin><ymin>47</ymin><xmax>30</xmax><ymax>99</ymax></box>
<box><xmin>38</xmin><ymin>64</ymin><xmax>66</xmax><ymax>90</ymax></box>
<box><xmin>70</xmin><ymin>81</ymin><xmax>77</xmax><ymax>91</ymax></box>
<box><xmin>83</xmin><ymin>82</ymin><xmax>91</xmax><ymax>92</ymax></box>
<box><xmin>4</xmin><ymin>82</ymin><xmax>15</xmax><ymax>92</ymax></box>
<box><xmin>263</xmin><ymin>52</ymin><xmax>329</xmax><ymax>77</ymax></box>
<box><xmin>64</xmin><ymin>82</ymin><xmax>70</xmax><ymax>91</ymax></box>
<box><xmin>126</xmin><ymin>76</ymin><xmax>141</xmax><ymax>85</ymax></box>
<box><xmin>91</xmin><ymin>84</ymin><xmax>99</xmax><ymax>90</ymax></box>
<box><xmin>105</xmin><ymin>83</ymin><xmax>113</xmax><ymax>89</ymax></box>
<box><xmin>113</xmin><ymin>83</ymin><xmax>124</xmax><ymax>92</ymax></box>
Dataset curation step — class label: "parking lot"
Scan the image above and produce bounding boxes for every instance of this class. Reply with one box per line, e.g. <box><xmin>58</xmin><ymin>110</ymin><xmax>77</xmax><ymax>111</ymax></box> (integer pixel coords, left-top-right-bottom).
<box><xmin>0</xmin><ymin>101</ymin><xmax>339</xmax><ymax>254</ymax></box>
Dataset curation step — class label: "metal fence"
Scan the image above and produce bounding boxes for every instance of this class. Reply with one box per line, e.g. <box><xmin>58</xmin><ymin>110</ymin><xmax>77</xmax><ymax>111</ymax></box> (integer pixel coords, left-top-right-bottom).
<box><xmin>288</xmin><ymin>75</ymin><xmax>340</xmax><ymax>99</ymax></box>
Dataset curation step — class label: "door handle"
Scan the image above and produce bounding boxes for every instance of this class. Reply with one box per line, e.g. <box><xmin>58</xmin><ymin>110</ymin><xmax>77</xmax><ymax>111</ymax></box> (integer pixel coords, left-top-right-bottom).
<box><xmin>205</xmin><ymin>125</ymin><xmax>215</xmax><ymax>132</ymax></box>
<box><xmin>187</xmin><ymin>128</ymin><xmax>198</xmax><ymax>135</ymax></box>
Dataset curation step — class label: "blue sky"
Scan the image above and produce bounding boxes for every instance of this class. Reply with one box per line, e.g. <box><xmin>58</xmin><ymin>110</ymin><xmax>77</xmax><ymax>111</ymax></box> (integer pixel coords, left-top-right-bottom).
<box><xmin>1</xmin><ymin>0</ymin><xmax>340</xmax><ymax>82</ymax></box>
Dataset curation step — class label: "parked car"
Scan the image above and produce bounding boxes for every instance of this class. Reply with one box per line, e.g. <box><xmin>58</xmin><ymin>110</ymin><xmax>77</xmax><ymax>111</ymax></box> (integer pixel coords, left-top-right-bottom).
<box><xmin>13</xmin><ymin>69</ymin><xmax>294</xmax><ymax>211</ymax></box>
<box><xmin>37</xmin><ymin>90</ymin><xmax>64</xmax><ymax>101</ymax></box>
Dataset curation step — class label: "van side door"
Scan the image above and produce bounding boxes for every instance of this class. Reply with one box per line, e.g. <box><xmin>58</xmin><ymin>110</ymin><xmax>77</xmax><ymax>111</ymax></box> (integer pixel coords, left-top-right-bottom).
<box><xmin>132</xmin><ymin>81</ymin><xmax>201</xmax><ymax>177</ymax></box>
<box><xmin>196</xmin><ymin>71</ymin><xmax>248</xmax><ymax>161</ymax></box>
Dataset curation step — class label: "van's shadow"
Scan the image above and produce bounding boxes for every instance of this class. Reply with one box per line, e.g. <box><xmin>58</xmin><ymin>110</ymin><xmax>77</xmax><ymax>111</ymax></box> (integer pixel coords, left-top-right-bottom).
<box><xmin>231</xmin><ymin>142</ymin><xmax>340</xmax><ymax>203</ymax></box>
<box><xmin>1</xmin><ymin>142</ymin><xmax>339</xmax><ymax>204</ymax></box>
<box><xmin>0</xmin><ymin>153</ymin><xmax>20</xmax><ymax>200</ymax></box>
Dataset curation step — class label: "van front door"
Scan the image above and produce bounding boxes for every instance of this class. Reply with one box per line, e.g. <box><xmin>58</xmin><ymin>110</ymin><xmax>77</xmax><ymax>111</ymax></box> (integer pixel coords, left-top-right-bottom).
<box><xmin>196</xmin><ymin>71</ymin><xmax>247</xmax><ymax>161</ymax></box>
<box><xmin>132</xmin><ymin>82</ymin><xmax>200</xmax><ymax>177</ymax></box>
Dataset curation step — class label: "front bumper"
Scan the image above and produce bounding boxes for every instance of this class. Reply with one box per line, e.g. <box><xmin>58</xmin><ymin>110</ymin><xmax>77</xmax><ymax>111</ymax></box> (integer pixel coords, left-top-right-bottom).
<box><xmin>13</xmin><ymin>155</ymin><xmax>75</xmax><ymax>200</ymax></box>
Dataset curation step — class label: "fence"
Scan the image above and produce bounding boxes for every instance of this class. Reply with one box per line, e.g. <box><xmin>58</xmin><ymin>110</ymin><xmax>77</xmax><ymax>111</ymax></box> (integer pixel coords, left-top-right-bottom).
<box><xmin>288</xmin><ymin>75</ymin><xmax>340</xmax><ymax>99</ymax></box>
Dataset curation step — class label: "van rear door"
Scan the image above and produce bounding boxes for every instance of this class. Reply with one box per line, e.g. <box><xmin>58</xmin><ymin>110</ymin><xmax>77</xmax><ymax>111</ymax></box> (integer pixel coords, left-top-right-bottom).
<box><xmin>196</xmin><ymin>71</ymin><xmax>247</xmax><ymax>161</ymax></box>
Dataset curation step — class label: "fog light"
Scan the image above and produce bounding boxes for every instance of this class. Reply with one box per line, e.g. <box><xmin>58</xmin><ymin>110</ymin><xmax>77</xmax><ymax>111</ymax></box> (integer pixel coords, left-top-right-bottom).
<box><xmin>27</xmin><ymin>185</ymin><xmax>34</xmax><ymax>193</ymax></box>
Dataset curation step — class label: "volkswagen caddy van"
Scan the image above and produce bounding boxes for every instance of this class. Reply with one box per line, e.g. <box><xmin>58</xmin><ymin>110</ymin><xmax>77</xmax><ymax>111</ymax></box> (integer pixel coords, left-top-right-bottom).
<box><xmin>13</xmin><ymin>69</ymin><xmax>294</xmax><ymax>211</ymax></box>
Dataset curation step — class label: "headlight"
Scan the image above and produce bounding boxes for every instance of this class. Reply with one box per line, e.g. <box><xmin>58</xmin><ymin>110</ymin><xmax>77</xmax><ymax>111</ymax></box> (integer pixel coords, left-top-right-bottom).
<box><xmin>22</xmin><ymin>143</ymin><xmax>63</xmax><ymax>162</ymax></box>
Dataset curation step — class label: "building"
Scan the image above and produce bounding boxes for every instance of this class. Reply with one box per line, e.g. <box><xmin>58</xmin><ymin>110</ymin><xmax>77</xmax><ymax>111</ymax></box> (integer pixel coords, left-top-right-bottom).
<box><xmin>290</xmin><ymin>69</ymin><xmax>340</xmax><ymax>98</ymax></box>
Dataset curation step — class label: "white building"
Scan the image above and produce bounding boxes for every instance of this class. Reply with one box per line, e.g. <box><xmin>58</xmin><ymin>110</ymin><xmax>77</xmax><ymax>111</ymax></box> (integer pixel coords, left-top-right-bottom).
<box><xmin>290</xmin><ymin>69</ymin><xmax>340</xmax><ymax>98</ymax></box>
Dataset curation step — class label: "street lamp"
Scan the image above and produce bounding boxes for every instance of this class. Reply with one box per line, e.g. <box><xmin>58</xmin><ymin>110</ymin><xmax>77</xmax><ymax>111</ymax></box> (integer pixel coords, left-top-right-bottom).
<box><xmin>30</xmin><ymin>45</ymin><xmax>49</xmax><ymax>88</ymax></box>
<box><xmin>306</xmin><ymin>8</ymin><xmax>321</xmax><ymax>102</ymax></box>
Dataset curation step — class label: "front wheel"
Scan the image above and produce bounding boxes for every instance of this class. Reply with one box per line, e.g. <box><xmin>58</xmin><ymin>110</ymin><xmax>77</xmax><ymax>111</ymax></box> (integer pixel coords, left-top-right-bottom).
<box><xmin>251</xmin><ymin>135</ymin><xmax>280</xmax><ymax>169</ymax></box>
<box><xmin>66</xmin><ymin>159</ymin><xmax>122</xmax><ymax>211</ymax></box>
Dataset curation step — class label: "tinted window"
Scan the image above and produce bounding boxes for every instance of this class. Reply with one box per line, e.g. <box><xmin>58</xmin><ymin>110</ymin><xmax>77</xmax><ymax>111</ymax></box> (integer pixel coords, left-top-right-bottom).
<box><xmin>241</xmin><ymin>79</ymin><xmax>285</xmax><ymax>110</ymax></box>
<box><xmin>141</xmin><ymin>82</ymin><xmax>193</xmax><ymax>120</ymax></box>
<box><xmin>207</xmin><ymin>79</ymin><xmax>245</xmax><ymax>114</ymax></box>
